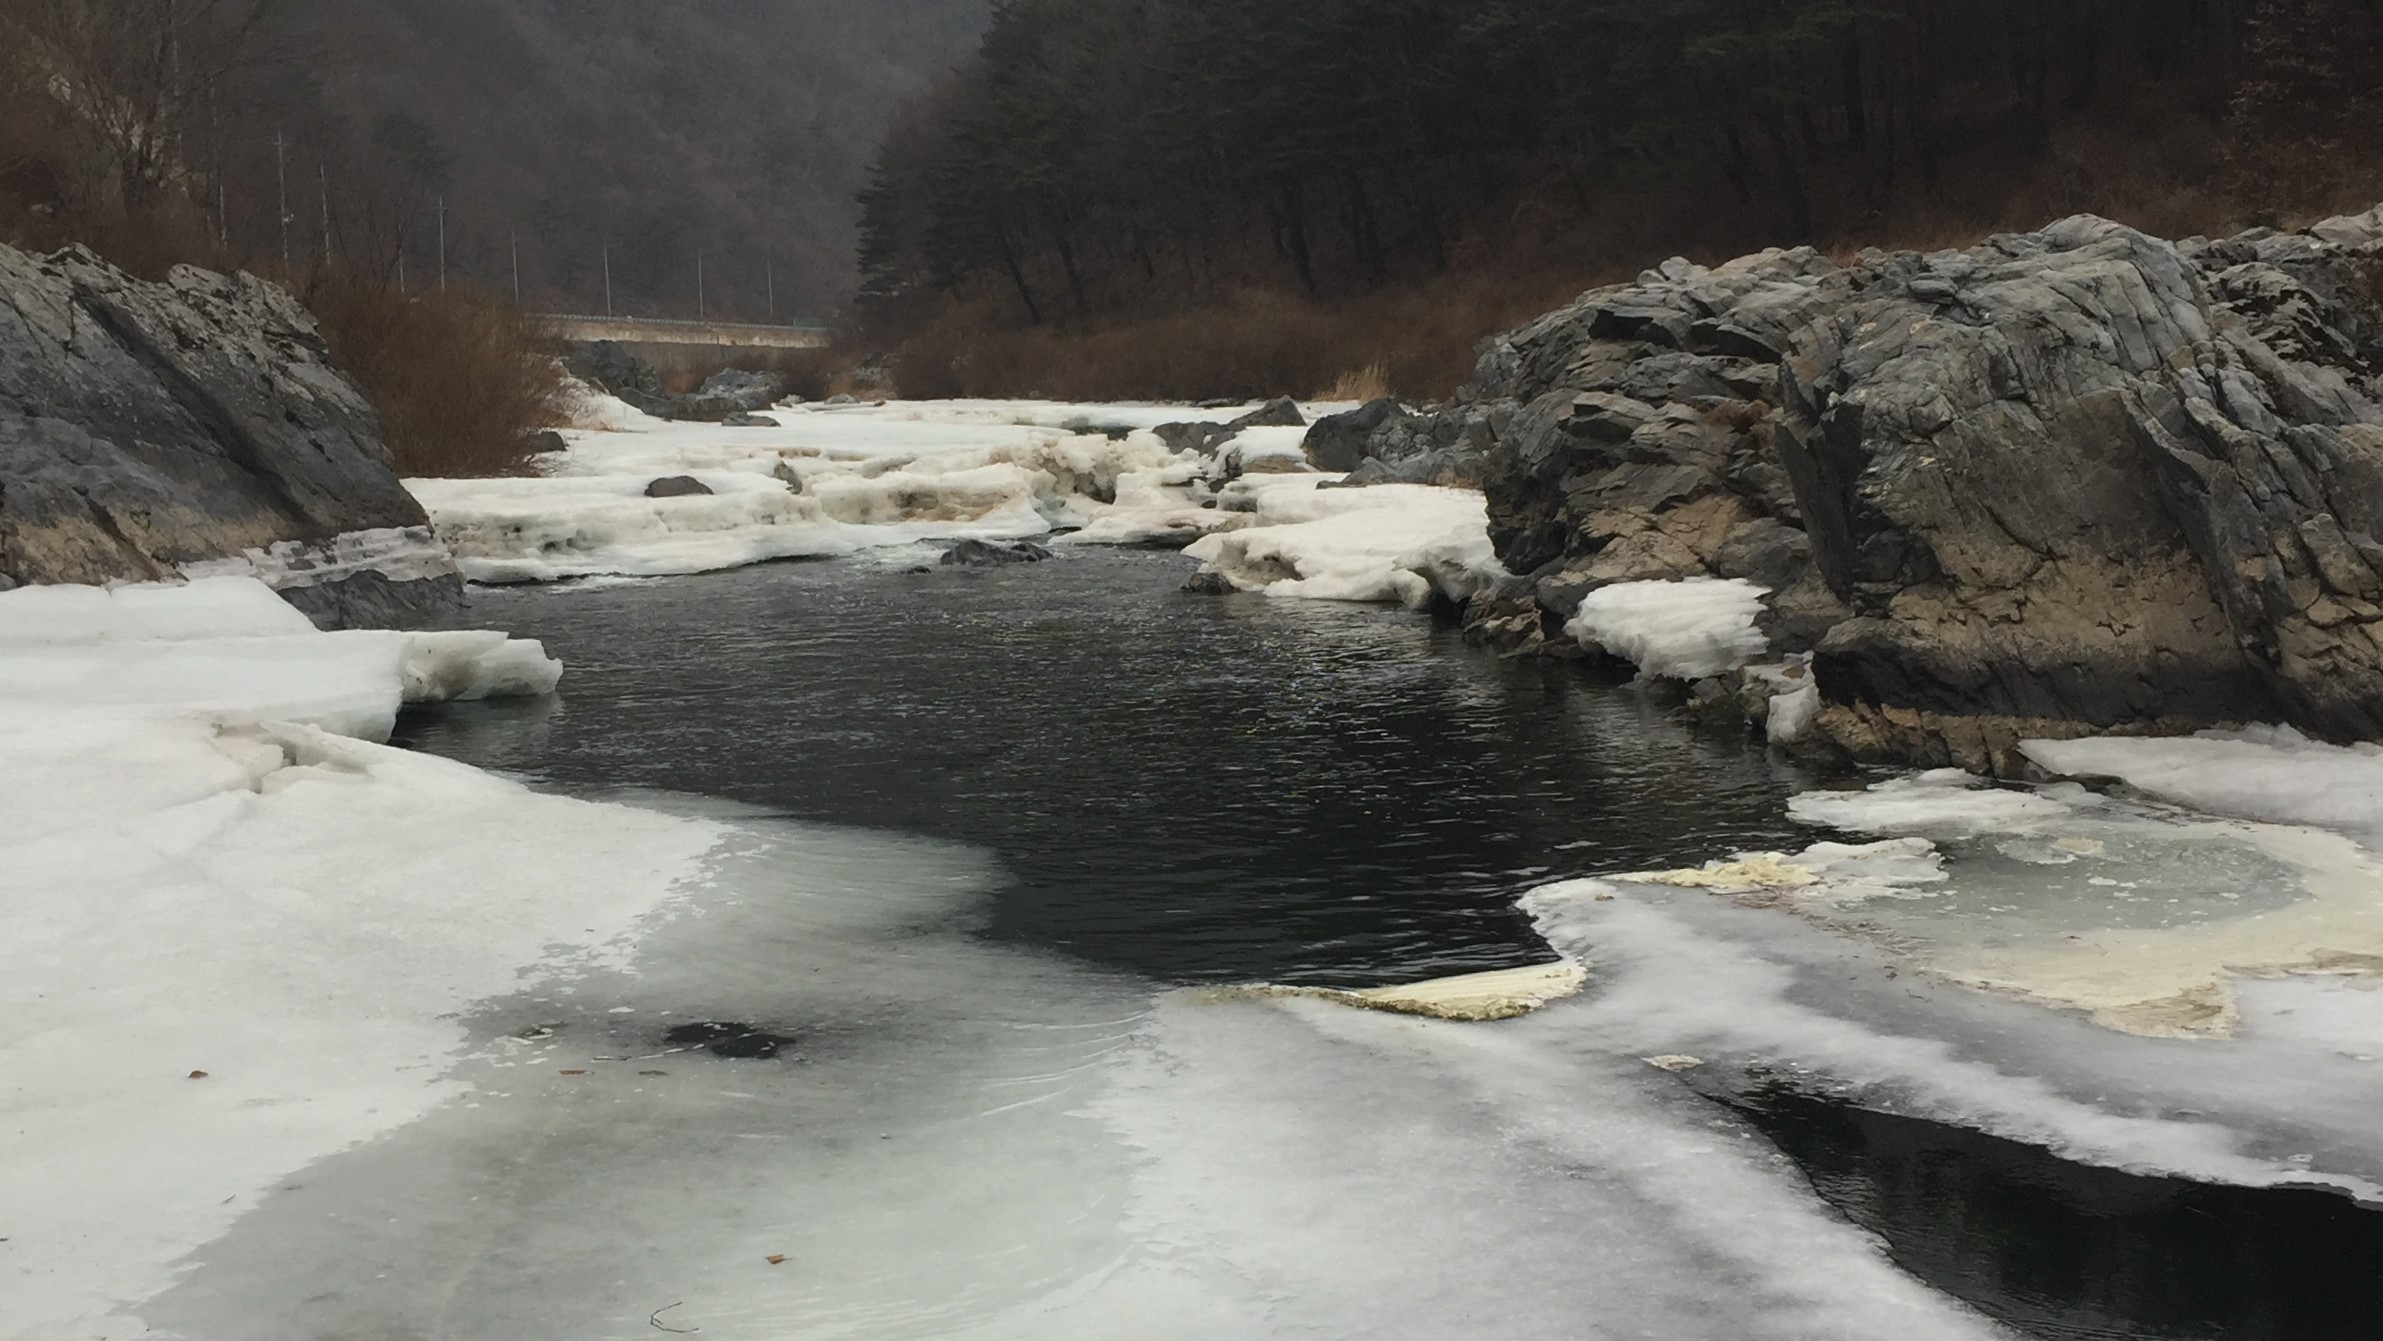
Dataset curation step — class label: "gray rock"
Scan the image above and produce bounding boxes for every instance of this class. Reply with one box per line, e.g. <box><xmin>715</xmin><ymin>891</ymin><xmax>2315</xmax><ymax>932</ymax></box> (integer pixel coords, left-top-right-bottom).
<box><xmin>564</xmin><ymin>340</ymin><xmax>664</xmax><ymax>402</ymax></box>
<box><xmin>1153</xmin><ymin>420</ymin><xmax>1240</xmax><ymax>456</ymax></box>
<box><xmin>722</xmin><ymin>412</ymin><xmax>780</xmax><ymax>428</ymax></box>
<box><xmin>1399</xmin><ymin>202</ymin><xmax>2383</xmax><ymax>762</ymax></box>
<box><xmin>528</xmin><ymin>430</ymin><xmax>570</xmax><ymax>455</ymax></box>
<box><xmin>940</xmin><ymin>538</ymin><xmax>1053</xmax><ymax>567</ymax></box>
<box><xmin>1182</xmin><ymin>570</ymin><xmax>1237</xmax><ymax>595</ymax></box>
<box><xmin>1302</xmin><ymin>398</ymin><xmax>1414</xmax><ymax>472</ymax></box>
<box><xmin>0</xmin><ymin>242</ymin><xmax>461</xmax><ymax>628</ymax></box>
<box><xmin>644</xmin><ymin>476</ymin><xmax>714</xmax><ymax>498</ymax></box>
<box><xmin>1230</xmin><ymin>396</ymin><xmax>1306</xmax><ymax>429</ymax></box>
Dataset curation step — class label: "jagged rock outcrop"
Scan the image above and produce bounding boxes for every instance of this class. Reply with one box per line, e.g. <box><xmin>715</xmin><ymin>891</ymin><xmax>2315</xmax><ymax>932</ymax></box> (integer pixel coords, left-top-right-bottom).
<box><xmin>1402</xmin><ymin>206</ymin><xmax>2383</xmax><ymax>771</ymax></box>
<box><xmin>0</xmin><ymin>243</ymin><xmax>463</xmax><ymax>628</ymax></box>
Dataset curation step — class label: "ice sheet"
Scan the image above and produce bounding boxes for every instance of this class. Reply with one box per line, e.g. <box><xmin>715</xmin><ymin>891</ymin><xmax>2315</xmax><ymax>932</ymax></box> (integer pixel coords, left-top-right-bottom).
<box><xmin>2026</xmin><ymin>726</ymin><xmax>2383</xmax><ymax>848</ymax></box>
<box><xmin>0</xmin><ymin>577</ymin><xmax>559</xmax><ymax>741</ymax></box>
<box><xmin>0</xmin><ymin>577</ymin><xmax>707</xmax><ymax>1338</ymax></box>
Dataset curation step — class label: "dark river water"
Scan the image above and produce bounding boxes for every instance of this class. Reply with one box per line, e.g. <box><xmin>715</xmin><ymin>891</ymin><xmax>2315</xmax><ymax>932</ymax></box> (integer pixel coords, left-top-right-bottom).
<box><xmin>398</xmin><ymin>549</ymin><xmax>1814</xmax><ymax>988</ymax></box>
<box><xmin>390</xmin><ymin>549</ymin><xmax>2383</xmax><ymax>1341</ymax></box>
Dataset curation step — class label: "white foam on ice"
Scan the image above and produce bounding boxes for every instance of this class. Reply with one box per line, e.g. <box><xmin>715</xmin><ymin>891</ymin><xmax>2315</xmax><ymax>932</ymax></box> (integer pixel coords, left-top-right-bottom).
<box><xmin>1565</xmin><ymin>577</ymin><xmax>1770</xmax><ymax>680</ymax></box>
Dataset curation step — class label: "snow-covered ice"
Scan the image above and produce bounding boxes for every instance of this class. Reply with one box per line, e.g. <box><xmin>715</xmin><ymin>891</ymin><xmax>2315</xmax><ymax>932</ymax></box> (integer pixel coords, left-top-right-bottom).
<box><xmin>407</xmin><ymin>399</ymin><xmax>1506</xmax><ymax>607</ymax></box>
<box><xmin>1182</xmin><ymin>477</ymin><xmax>1502</xmax><ymax>607</ymax></box>
<box><xmin>0</xmin><ymin>576</ymin><xmax>559</xmax><ymax>741</ymax></box>
<box><xmin>1565</xmin><ymin>576</ymin><xmax>1770</xmax><ymax>680</ymax></box>
<box><xmin>0</xmin><ymin>577</ymin><xmax>717</xmax><ymax>1338</ymax></box>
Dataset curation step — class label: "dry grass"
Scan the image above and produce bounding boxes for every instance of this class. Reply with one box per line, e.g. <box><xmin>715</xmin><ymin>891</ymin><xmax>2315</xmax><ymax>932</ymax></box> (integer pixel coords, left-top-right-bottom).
<box><xmin>1315</xmin><ymin>361</ymin><xmax>1391</xmax><ymax>402</ymax></box>
<box><xmin>306</xmin><ymin>277</ymin><xmax>567</xmax><ymax>478</ymax></box>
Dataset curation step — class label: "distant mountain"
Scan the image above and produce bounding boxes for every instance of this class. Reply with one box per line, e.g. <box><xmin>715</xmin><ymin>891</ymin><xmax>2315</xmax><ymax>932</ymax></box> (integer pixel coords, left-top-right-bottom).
<box><xmin>245</xmin><ymin>0</ymin><xmax>987</xmax><ymax>320</ymax></box>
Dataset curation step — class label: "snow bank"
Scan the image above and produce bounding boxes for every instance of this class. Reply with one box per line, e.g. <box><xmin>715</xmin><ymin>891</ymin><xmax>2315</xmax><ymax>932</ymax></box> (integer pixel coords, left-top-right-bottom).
<box><xmin>0</xmin><ymin>578</ymin><xmax>716</xmax><ymax>1338</ymax></box>
<box><xmin>409</xmin><ymin>400</ymin><xmax>1508</xmax><ymax>600</ymax></box>
<box><xmin>1565</xmin><ymin>577</ymin><xmax>1770</xmax><ymax>680</ymax></box>
<box><xmin>0</xmin><ymin>577</ymin><xmax>558</xmax><ymax>741</ymax></box>
<box><xmin>409</xmin><ymin>401</ymin><xmax>1270</xmax><ymax>582</ymax></box>
<box><xmin>1183</xmin><ymin>479</ymin><xmax>1502</xmax><ymax>607</ymax></box>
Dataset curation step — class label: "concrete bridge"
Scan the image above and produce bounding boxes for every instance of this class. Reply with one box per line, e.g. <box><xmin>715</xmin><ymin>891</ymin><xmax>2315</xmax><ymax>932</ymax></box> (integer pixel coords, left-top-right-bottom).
<box><xmin>538</xmin><ymin>313</ymin><xmax>832</xmax><ymax>379</ymax></box>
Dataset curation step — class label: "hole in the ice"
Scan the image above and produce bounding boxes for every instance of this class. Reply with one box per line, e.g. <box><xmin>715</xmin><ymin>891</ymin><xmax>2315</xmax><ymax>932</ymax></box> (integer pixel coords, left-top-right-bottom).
<box><xmin>1731</xmin><ymin>1085</ymin><xmax>2383</xmax><ymax>1341</ymax></box>
<box><xmin>663</xmin><ymin>1021</ymin><xmax>795</xmax><ymax>1059</ymax></box>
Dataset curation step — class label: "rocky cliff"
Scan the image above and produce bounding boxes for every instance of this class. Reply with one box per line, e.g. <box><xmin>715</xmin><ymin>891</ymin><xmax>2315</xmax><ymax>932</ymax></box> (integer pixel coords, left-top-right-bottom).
<box><xmin>0</xmin><ymin>244</ymin><xmax>462</xmax><ymax>628</ymax></box>
<box><xmin>1321</xmin><ymin>207</ymin><xmax>2383</xmax><ymax>773</ymax></box>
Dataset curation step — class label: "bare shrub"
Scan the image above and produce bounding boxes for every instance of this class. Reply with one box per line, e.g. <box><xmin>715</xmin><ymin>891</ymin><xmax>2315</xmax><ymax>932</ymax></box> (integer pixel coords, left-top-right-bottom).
<box><xmin>306</xmin><ymin>276</ymin><xmax>565</xmax><ymax>478</ymax></box>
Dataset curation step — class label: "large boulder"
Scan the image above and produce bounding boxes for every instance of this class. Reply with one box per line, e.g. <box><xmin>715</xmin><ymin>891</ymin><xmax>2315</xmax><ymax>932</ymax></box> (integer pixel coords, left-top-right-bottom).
<box><xmin>1407</xmin><ymin>206</ymin><xmax>2383</xmax><ymax>770</ymax></box>
<box><xmin>0</xmin><ymin>243</ymin><xmax>462</xmax><ymax>628</ymax></box>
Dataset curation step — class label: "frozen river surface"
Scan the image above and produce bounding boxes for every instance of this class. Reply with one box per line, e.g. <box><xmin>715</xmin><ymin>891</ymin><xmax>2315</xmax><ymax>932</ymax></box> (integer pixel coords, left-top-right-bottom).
<box><xmin>128</xmin><ymin>551</ymin><xmax>2383</xmax><ymax>1340</ymax></box>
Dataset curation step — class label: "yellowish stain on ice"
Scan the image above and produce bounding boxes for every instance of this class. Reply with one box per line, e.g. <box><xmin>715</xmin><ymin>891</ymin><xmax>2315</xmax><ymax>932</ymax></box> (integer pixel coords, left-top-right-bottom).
<box><xmin>1212</xmin><ymin>962</ymin><xmax>1589</xmax><ymax>1022</ymax></box>
<box><xmin>1943</xmin><ymin>823</ymin><xmax>2383</xmax><ymax>1039</ymax></box>
<box><xmin>1617</xmin><ymin>853</ymin><xmax>1822</xmax><ymax>893</ymax></box>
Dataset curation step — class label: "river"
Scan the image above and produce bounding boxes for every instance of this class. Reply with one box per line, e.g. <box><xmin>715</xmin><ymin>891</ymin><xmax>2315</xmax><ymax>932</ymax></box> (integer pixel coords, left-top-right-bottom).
<box><xmin>135</xmin><ymin>549</ymin><xmax>2383</xmax><ymax>1340</ymax></box>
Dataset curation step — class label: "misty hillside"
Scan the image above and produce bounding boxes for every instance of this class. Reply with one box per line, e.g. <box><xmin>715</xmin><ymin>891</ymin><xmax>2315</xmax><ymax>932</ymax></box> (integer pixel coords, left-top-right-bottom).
<box><xmin>0</xmin><ymin>0</ymin><xmax>988</xmax><ymax>318</ymax></box>
<box><xmin>276</xmin><ymin>0</ymin><xmax>989</xmax><ymax>319</ymax></box>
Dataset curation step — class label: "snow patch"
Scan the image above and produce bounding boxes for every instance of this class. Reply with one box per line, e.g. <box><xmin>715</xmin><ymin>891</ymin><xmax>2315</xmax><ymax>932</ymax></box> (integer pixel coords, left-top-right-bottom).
<box><xmin>1565</xmin><ymin>577</ymin><xmax>1769</xmax><ymax>680</ymax></box>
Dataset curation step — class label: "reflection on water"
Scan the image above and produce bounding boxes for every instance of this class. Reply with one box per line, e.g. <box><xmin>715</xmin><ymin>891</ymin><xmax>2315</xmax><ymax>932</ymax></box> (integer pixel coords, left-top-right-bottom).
<box><xmin>399</xmin><ymin>551</ymin><xmax>1814</xmax><ymax>986</ymax></box>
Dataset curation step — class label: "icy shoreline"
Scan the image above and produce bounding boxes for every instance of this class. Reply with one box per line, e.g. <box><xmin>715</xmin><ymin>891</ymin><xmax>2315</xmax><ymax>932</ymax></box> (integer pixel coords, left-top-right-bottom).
<box><xmin>0</xmin><ymin>577</ymin><xmax>724</xmax><ymax>1337</ymax></box>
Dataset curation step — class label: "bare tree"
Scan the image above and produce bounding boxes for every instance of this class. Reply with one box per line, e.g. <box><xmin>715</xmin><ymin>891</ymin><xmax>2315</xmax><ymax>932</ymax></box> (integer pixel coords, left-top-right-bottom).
<box><xmin>0</xmin><ymin>0</ymin><xmax>279</xmax><ymax>219</ymax></box>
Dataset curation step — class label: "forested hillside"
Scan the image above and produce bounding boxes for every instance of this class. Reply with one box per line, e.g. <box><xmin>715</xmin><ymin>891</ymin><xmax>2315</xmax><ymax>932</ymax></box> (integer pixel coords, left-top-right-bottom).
<box><xmin>2</xmin><ymin>0</ymin><xmax>990</xmax><ymax>316</ymax></box>
<box><xmin>860</xmin><ymin>0</ymin><xmax>2383</xmax><ymax>399</ymax></box>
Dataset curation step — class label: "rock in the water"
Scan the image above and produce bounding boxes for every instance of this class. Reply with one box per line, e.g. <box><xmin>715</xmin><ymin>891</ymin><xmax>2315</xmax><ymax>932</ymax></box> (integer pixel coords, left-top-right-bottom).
<box><xmin>939</xmin><ymin>538</ymin><xmax>1052</xmax><ymax>567</ymax></box>
<box><xmin>644</xmin><ymin>475</ymin><xmax>714</xmax><ymax>498</ymax></box>
<box><xmin>1393</xmin><ymin>203</ymin><xmax>2383</xmax><ymax>767</ymax></box>
<box><xmin>0</xmin><ymin>242</ymin><xmax>463</xmax><ymax>628</ymax></box>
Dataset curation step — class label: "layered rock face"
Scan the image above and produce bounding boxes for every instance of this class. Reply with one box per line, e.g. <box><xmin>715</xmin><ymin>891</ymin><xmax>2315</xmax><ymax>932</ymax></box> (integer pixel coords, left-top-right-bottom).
<box><xmin>0</xmin><ymin>244</ymin><xmax>460</xmax><ymax>627</ymax></box>
<box><xmin>1344</xmin><ymin>207</ymin><xmax>2383</xmax><ymax>770</ymax></box>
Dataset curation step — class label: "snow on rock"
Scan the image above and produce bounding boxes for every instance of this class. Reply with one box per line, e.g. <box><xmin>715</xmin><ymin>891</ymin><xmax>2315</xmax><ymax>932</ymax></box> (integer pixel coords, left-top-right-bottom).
<box><xmin>0</xmin><ymin>577</ymin><xmax>714</xmax><ymax>1338</ymax></box>
<box><xmin>1565</xmin><ymin>577</ymin><xmax>1769</xmax><ymax>680</ymax></box>
<box><xmin>1183</xmin><ymin>479</ymin><xmax>1501</xmax><ymax>607</ymax></box>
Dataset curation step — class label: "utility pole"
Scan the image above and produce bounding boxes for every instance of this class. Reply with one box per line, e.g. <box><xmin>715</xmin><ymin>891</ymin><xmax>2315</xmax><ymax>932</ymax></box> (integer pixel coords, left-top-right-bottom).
<box><xmin>510</xmin><ymin>230</ymin><xmax>521</xmax><ymax>303</ymax></box>
<box><xmin>602</xmin><ymin>240</ymin><xmax>612</xmax><ymax>317</ymax></box>
<box><xmin>272</xmin><ymin>131</ymin><xmax>290</xmax><ymax>267</ymax></box>
<box><xmin>436</xmin><ymin>196</ymin><xmax>448</xmax><ymax>291</ymax></box>
<box><xmin>318</xmin><ymin>164</ymin><xmax>332</xmax><ymax>265</ymax></box>
<box><xmin>696</xmin><ymin>246</ymin><xmax>705</xmax><ymax>321</ymax></box>
<box><xmin>767</xmin><ymin>259</ymin><xmax>775</xmax><ymax>322</ymax></box>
